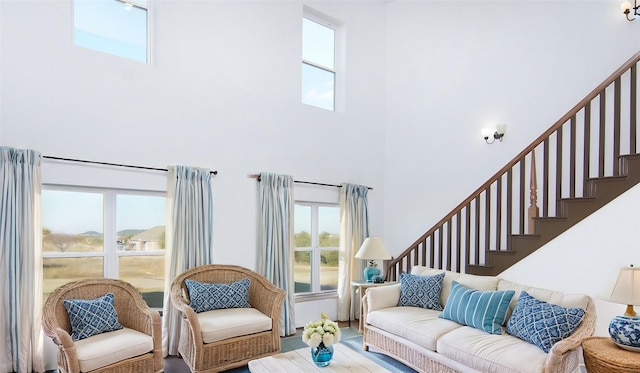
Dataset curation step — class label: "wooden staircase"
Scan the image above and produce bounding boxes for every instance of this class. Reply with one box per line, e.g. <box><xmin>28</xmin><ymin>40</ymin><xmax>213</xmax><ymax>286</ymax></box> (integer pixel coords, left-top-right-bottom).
<box><xmin>387</xmin><ymin>51</ymin><xmax>640</xmax><ymax>280</ymax></box>
<box><xmin>470</xmin><ymin>154</ymin><xmax>640</xmax><ymax>276</ymax></box>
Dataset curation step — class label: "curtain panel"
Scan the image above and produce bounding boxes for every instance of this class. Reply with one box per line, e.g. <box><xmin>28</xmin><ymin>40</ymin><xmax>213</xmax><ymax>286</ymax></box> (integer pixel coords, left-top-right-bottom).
<box><xmin>162</xmin><ymin>166</ymin><xmax>214</xmax><ymax>356</ymax></box>
<box><xmin>0</xmin><ymin>147</ymin><xmax>44</xmax><ymax>372</ymax></box>
<box><xmin>337</xmin><ymin>183</ymin><xmax>370</xmax><ymax>322</ymax></box>
<box><xmin>257</xmin><ymin>172</ymin><xmax>296</xmax><ymax>336</ymax></box>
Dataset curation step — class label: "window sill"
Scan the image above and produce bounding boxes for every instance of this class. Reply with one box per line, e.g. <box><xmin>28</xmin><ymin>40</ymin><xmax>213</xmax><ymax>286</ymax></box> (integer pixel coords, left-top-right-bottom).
<box><xmin>295</xmin><ymin>292</ymin><xmax>338</xmax><ymax>303</ymax></box>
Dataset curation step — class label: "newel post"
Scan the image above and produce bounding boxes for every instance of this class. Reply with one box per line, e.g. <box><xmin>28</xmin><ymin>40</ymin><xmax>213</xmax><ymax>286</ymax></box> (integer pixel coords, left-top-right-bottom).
<box><xmin>528</xmin><ymin>151</ymin><xmax>539</xmax><ymax>234</ymax></box>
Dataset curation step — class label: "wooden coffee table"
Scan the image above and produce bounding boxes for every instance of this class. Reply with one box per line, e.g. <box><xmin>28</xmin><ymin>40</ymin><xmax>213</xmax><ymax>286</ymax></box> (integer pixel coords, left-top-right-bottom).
<box><xmin>248</xmin><ymin>343</ymin><xmax>391</xmax><ymax>372</ymax></box>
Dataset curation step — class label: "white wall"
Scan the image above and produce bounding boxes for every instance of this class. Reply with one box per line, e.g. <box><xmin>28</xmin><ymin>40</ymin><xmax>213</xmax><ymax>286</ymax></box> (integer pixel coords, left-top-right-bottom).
<box><xmin>501</xmin><ymin>182</ymin><xmax>640</xmax><ymax>337</ymax></box>
<box><xmin>0</xmin><ymin>1</ymin><xmax>387</xmax><ymax>269</ymax></box>
<box><xmin>382</xmin><ymin>1</ymin><xmax>640</xmax><ymax>256</ymax></box>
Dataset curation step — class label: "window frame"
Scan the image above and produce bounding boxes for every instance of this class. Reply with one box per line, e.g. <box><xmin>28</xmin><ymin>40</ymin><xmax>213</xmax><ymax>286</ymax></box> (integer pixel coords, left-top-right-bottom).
<box><xmin>294</xmin><ymin>200</ymin><xmax>340</xmax><ymax>298</ymax></box>
<box><xmin>42</xmin><ymin>184</ymin><xmax>166</xmax><ymax>306</ymax></box>
<box><xmin>301</xmin><ymin>7</ymin><xmax>344</xmax><ymax>112</ymax></box>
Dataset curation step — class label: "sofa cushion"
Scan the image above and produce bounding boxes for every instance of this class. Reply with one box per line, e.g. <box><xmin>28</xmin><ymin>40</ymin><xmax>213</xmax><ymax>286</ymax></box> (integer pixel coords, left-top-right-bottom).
<box><xmin>367</xmin><ymin>306</ymin><xmax>463</xmax><ymax>351</ymax></box>
<box><xmin>186</xmin><ymin>278</ymin><xmax>251</xmax><ymax>313</ymax></box>
<box><xmin>63</xmin><ymin>293</ymin><xmax>123</xmax><ymax>341</ymax></box>
<box><xmin>437</xmin><ymin>325</ymin><xmax>549</xmax><ymax>373</ymax></box>
<box><xmin>440</xmin><ymin>281</ymin><xmax>515</xmax><ymax>335</ymax></box>
<box><xmin>74</xmin><ymin>327</ymin><xmax>153</xmax><ymax>372</ymax></box>
<box><xmin>398</xmin><ymin>272</ymin><xmax>445</xmax><ymax>310</ymax></box>
<box><xmin>197</xmin><ymin>307</ymin><xmax>272</xmax><ymax>344</ymax></box>
<box><xmin>506</xmin><ymin>291</ymin><xmax>585</xmax><ymax>353</ymax></box>
<box><xmin>497</xmin><ymin>279</ymin><xmax>589</xmax><ymax>322</ymax></box>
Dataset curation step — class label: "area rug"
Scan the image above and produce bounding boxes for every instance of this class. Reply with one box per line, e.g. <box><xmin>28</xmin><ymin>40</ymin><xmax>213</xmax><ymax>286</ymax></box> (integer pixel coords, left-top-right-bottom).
<box><xmin>227</xmin><ymin>329</ymin><xmax>416</xmax><ymax>373</ymax></box>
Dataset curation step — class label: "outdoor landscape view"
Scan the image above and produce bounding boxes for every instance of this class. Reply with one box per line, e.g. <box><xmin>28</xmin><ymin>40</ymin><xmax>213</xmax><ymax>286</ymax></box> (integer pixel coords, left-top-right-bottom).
<box><xmin>42</xmin><ymin>189</ymin><xmax>166</xmax><ymax>307</ymax></box>
<box><xmin>294</xmin><ymin>204</ymin><xmax>340</xmax><ymax>293</ymax></box>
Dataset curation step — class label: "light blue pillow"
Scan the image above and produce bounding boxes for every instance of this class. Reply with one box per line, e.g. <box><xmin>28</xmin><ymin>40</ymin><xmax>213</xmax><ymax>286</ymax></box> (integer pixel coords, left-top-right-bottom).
<box><xmin>397</xmin><ymin>272</ymin><xmax>445</xmax><ymax>310</ymax></box>
<box><xmin>506</xmin><ymin>291</ymin><xmax>585</xmax><ymax>353</ymax></box>
<box><xmin>63</xmin><ymin>293</ymin><xmax>123</xmax><ymax>341</ymax></box>
<box><xmin>439</xmin><ymin>281</ymin><xmax>515</xmax><ymax>335</ymax></box>
<box><xmin>186</xmin><ymin>278</ymin><xmax>251</xmax><ymax>313</ymax></box>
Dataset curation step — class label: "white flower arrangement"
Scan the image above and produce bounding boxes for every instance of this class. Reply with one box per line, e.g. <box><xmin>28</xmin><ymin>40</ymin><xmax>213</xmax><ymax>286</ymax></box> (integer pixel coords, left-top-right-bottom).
<box><xmin>302</xmin><ymin>312</ymin><xmax>342</xmax><ymax>348</ymax></box>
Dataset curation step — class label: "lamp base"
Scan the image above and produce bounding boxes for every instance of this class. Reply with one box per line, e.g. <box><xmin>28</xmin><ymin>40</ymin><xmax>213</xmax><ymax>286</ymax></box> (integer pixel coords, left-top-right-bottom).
<box><xmin>609</xmin><ymin>315</ymin><xmax>640</xmax><ymax>351</ymax></box>
<box><xmin>363</xmin><ymin>266</ymin><xmax>380</xmax><ymax>282</ymax></box>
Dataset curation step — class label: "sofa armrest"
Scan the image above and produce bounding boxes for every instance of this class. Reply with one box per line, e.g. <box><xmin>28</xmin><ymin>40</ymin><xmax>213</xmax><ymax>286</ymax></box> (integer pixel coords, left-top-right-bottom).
<box><xmin>363</xmin><ymin>284</ymin><xmax>401</xmax><ymax>314</ymax></box>
<box><xmin>543</xmin><ymin>296</ymin><xmax>596</xmax><ymax>373</ymax></box>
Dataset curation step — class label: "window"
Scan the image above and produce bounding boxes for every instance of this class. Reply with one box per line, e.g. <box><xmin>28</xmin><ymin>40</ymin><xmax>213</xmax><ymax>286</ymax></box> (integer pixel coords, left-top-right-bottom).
<box><xmin>302</xmin><ymin>12</ymin><xmax>338</xmax><ymax>111</ymax></box>
<box><xmin>294</xmin><ymin>202</ymin><xmax>340</xmax><ymax>294</ymax></box>
<box><xmin>42</xmin><ymin>187</ymin><xmax>166</xmax><ymax>308</ymax></box>
<box><xmin>74</xmin><ymin>0</ymin><xmax>149</xmax><ymax>63</ymax></box>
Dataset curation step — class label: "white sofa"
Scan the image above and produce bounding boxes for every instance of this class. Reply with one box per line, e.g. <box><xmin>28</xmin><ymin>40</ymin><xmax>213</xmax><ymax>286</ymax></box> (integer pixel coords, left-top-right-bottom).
<box><xmin>361</xmin><ymin>266</ymin><xmax>596</xmax><ymax>373</ymax></box>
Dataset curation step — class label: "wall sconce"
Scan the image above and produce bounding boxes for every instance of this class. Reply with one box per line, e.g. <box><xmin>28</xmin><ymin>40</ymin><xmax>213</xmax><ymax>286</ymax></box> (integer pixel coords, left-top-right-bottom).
<box><xmin>621</xmin><ymin>0</ymin><xmax>639</xmax><ymax>21</ymax></box>
<box><xmin>481</xmin><ymin>124</ymin><xmax>507</xmax><ymax>144</ymax></box>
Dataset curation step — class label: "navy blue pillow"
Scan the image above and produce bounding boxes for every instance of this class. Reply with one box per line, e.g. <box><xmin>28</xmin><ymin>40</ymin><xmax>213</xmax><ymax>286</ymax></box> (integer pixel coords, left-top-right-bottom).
<box><xmin>185</xmin><ymin>278</ymin><xmax>251</xmax><ymax>313</ymax></box>
<box><xmin>506</xmin><ymin>291</ymin><xmax>585</xmax><ymax>352</ymax></box>
<box><xmin>397</xmin><ymin>272</ymin><xmax>445</xmax><ymax>310</ymax></box>
<box><xmin>63</xmin><ymin>293</ymin><xmax>123</xmax><ymax>341</ymax></box>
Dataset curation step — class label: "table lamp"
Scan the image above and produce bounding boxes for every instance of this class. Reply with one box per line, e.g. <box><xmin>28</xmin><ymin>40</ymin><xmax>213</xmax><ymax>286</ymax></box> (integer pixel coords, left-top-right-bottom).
<box><xmin>607</xmin><ymin>264</ymin><xmax>640</xmax><ymax>351</ymax></box>
<box><xmin>355</xmin><ymin>237</ymin><xmax>392</xmax><ymax>282</ymax></box>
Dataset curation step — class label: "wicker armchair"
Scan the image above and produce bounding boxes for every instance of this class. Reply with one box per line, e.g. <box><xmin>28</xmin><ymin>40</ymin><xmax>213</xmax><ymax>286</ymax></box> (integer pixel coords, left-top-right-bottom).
<box><xmin>42</xmin><ymin>279</ymin><xmax>162</xmax><ymax>373</ymax></box>
<box><xmin>170</xmin><ymin>264</ymin><xmax>285</xmax><ymax>373</ymax></box>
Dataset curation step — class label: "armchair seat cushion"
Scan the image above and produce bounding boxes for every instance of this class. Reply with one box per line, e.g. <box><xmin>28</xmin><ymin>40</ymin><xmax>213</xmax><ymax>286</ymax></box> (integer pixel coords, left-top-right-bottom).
<box><xmin>198</xmin><ymin>307</ymin><xmax>273</xmax><ymax>344</ymax></box>
<box><xmin>74</xmin><ymin>327</ymin><xmax>154</xmax><ymax>372</ymax></box>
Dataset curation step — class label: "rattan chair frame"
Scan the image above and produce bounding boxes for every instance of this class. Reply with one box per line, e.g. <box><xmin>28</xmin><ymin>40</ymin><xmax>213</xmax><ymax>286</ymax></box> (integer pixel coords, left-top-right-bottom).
<box><xmin>170</xmin><ymin>264</ymin><xmax>285</xmax><ymax>373</ymax></box>
<box><xmin>42</xmin><ymin>278</ymin><xmax>163</xmax><ymax>373</ymax></box>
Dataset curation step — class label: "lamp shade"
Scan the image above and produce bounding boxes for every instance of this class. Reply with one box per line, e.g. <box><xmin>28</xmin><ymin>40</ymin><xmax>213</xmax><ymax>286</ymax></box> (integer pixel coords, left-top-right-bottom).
<box><xmin>355</xmin><ymin>237</ymin><xmax>392</xmax><ymax>260</ymax></box>
<box><xmin>609</xmin><ymin>266</ymin><xmax>640</xmax><ymax>306</ymax></box>
<box><xmin>608</xmin><ymin>265</ymin><xmax>640</xmax><ymax>351</ymax></box>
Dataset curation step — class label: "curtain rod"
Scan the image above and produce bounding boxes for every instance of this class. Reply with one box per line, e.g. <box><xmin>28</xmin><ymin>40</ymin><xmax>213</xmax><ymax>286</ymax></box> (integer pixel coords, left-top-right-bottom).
<box><xmin>43</xmin><ymin>155</ymin><xmax>218</xmax><ymax>175</ymax></box>
<box><xmin>248</xmin><ymin>174</ymin><xmax>372</xmax><ymax>190</ymax></box>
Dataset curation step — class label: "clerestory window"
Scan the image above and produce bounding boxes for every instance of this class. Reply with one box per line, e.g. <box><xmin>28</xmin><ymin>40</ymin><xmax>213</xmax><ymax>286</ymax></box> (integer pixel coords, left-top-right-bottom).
<box><xmin>302</xmin><ymin>9</ymin><xmax>342</xmax><ymax>111</ymax></box>
<box><xmin>74</xmin><ymin>0</ymin><xmax>149</xmax><ymax>63</ymax></box>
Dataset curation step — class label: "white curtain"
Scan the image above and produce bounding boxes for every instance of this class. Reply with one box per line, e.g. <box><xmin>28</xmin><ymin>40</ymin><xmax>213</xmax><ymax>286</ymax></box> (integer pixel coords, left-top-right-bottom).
<box><xmin>337</xmin><ymin>183</ymin><xmax>370</xmax><ymax>322</ymax></box>
<box><xmin>0</xmin><ymin>147</ymin><xmax>44</xmax><ymax>372</ymax></box>
<box><xmin>162</xmin><ymin>166</ymin><xmax>214</xmax><ymax>356</ymax></box>
<box><xmin>257</xmin><ymin>172</ymin><xmax>296</xmax><ymax>336</ymax></box>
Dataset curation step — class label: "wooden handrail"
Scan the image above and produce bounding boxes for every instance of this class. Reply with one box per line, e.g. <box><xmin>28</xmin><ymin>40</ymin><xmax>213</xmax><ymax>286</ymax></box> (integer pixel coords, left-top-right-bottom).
<box><xmin>387</xmin><ymin>50</ymin><xmax>640</xmax><ymax>279</ymax></box>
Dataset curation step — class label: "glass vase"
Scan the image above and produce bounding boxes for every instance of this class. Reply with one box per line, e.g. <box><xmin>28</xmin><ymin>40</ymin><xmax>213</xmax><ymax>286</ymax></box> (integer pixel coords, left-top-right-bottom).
<box><xmin>310</xmin><ymin>343</ymin><xmax>334</xmax><ymax>367</ymax></box>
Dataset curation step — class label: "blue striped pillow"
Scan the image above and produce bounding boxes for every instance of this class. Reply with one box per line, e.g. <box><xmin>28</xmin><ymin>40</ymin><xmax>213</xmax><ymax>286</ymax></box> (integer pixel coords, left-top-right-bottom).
<box><xmin>439</xmin><ymin>281</ymin><xmax>515</xmax><ymax>335</ymax></box>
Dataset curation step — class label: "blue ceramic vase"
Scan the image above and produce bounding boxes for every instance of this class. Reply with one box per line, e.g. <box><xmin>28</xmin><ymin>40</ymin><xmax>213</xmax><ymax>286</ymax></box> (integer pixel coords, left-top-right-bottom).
<box><xmin>609</xmin><ymin>315</ymin><xmax>640</xmax><ymax>351</ymax></box>
<box><xmin>310</xmin><ymin>343</ymin><xmax>334</xmax><ymax>367</ymax></box>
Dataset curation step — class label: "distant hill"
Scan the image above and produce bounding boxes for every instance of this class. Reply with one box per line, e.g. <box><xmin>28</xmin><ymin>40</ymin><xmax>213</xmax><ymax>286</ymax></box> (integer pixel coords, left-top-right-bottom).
<box><xmin>118</xmin><ymin>229</ymin><xmax>145</xmax><ymax>237</ymax></box>
<box><xmin>81</xmin><ymin>231</ymin><xmax>102</xmax><ymax>236</ymax></box>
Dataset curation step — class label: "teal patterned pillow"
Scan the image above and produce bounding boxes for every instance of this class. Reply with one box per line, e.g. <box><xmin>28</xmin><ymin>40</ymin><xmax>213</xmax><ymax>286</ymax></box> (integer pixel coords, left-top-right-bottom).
<box><xmin>397</xmin><ymin>272</ymin><xmax>445</xmax><ymax>310</ymax></box>
<box><xmin>63</xmin><ymin>293</ymin><xmax>123</xmax><ymax>341</ymax></box>
<box><xmin>506</xmin><ymin>291</ymin><xmax>585</xmax><ymax>352</ymax></box>
<box><xmin>439</xmin><ymin>281</ymin><xmax>515</xmax><ymax>335</ymax></box>
<box><xmin>186</xmin><ymin>278</ymin><xmax>251</xmax><ymax>313</ymax></box>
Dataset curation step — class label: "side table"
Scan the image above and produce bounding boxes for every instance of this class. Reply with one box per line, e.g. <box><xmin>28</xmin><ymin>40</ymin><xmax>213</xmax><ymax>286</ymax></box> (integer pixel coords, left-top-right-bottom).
<box><xmin>350</xmin><ymin>280</ymin><xmax>396</xmax><ymax>332</ymax></box>
<box><xmin>582</xmin><ymin>336</ymin><xmax>640</xmax><ymax>373</ymax></box>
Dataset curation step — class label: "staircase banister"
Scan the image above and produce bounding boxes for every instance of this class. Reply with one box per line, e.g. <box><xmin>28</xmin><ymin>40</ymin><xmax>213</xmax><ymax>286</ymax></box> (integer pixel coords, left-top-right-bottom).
<box><xmin>387</xmin><ymin>50</ymin><xmax>640</xmax><ymax>275</ymax></box>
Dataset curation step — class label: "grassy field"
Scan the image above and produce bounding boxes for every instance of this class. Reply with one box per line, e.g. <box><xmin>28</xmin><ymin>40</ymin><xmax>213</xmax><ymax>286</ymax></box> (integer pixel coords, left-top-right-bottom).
<box><xmin>294</xmin><ymin>263</ymin><xmax>338</xmax><ymax>292</ymax></box>
<box><xmin>43</xmin><ymin>256</ymin><xmax>164</xmax><ymax>300</ymax></box>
